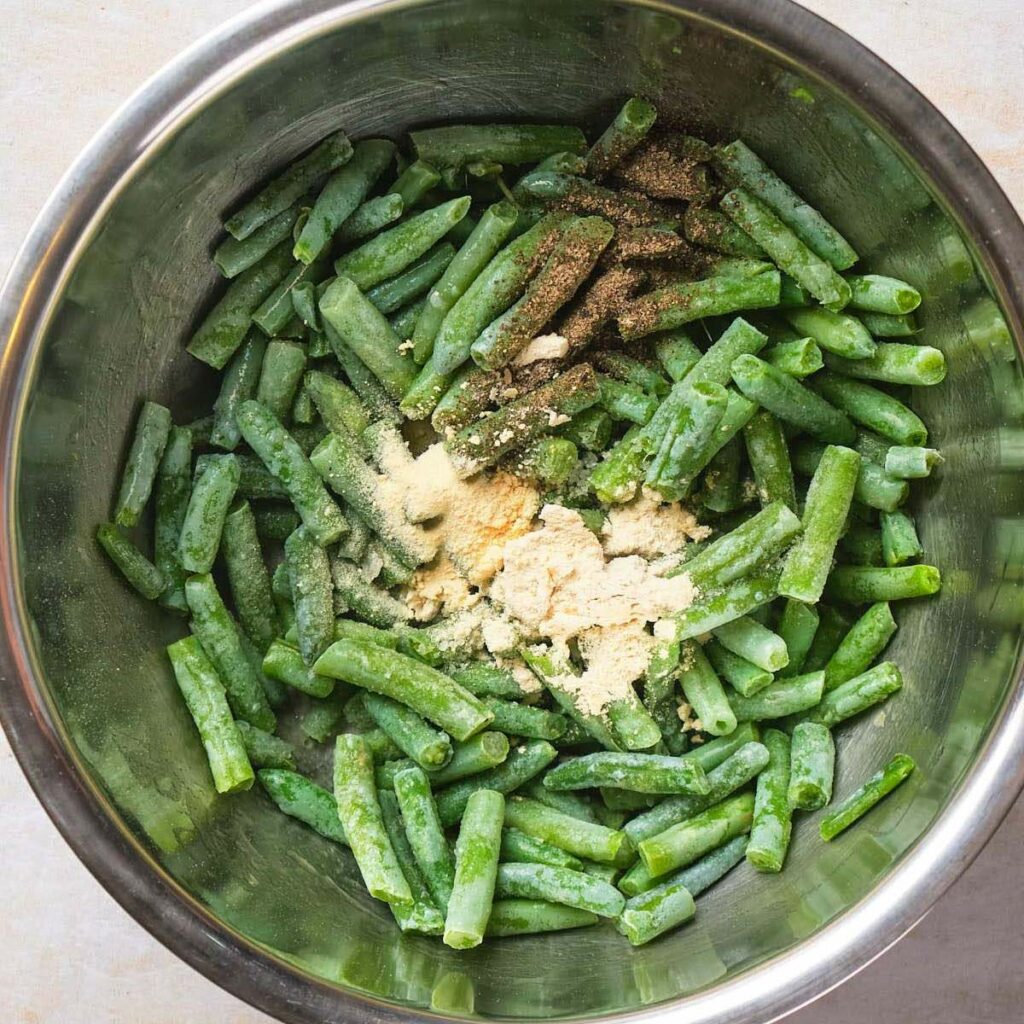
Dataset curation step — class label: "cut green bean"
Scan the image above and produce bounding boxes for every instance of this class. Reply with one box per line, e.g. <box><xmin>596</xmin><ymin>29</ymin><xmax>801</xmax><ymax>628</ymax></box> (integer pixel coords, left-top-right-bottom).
<box><xmin>334</xmin><ymin>733</ymin><xmax>412</xmax><ymax>905</ymax></box>
<box><xmin>777</xmin><ymin>600</ymin><xmax>819</xmax><ymax>678</ymax></box>
<box><xmin>235</xmin><ymin>720</ymin><xmax>297</xmax><ymax>770</ymax></box>
<box><xmin>787</xmin><ymin>722</ymin><xmax>834</xmax><ymax>810</ymax></box>
<box><xmin>731</xmin><ymin>354</ymin><xmax>856</xmax><ymax>444</ymax></box>
<box><xmin>215</xmin><ymin>204</ymin><xmax>302</xmax><ymax>278</ymax></box>
<box><xmin>653</xmin><ymin>329</ymin><xmax>702</xmax><ymax>382</ymax></box>
<box><xmin>221</xmin><ymin>501</ymin><xmax>280</xmax><ymax>652</ymax></box>
<box><xmin>679</xmin><ymin>643</ymin><xmax>738</xmax><ymax>737</ymax></box>
<box><xmin>444</xmin><ymin>789</ymin><xmax>504</xmax><ymax>949</ymax></box>
<box><xmin>586</xmin><ymin>97</ymin><xmax>657</xmax><ymax>178</ymax></box>
<box><xmin>259</xmin><ymin>768</ymin><xmax>348</xmax><ymax>844</ymax></box>
<box><xmin>151</xmin><ymin>425</ymin><xmax>193</xmax><ymax>611</ymax></box>
<box><xmin>285</xmin><ymin>525</ymin><xmax>334</xmax><ymax>666</ymax></box>
<box><xmin>500</xmin><ymin>828</ymin><xmax>584</xmax><ymax>871</ymax></box>
<box><xmin>860</xmin><ymin>311</ymin><xmax>919</xmax><ymax>337</ymax></box>
<box><xmin>742</xmin><ymin>410</ymin><xmax>797</xmax><ymax>510</ymax></box>
<box><xmin>713</xmin><ymin>615</ymin><xmax>789</xmax><ymax>673</ymax></box>
<box><xmin>179</xmin><ymin>454</ymin><xmax>241</xmax><ymax>574</ymax></box>
<box><xmin>293</xmin><ymin>138</ymin><xmax>395</xmax><ymax>263</ymax></box>
<box><xmin>715</xmin><ymin>139</ymin><xmax>857</xmax><ymax>270</ymax></box>
<box><xmin>188</xmin><ymin>241</ymin><xmax>295</xmax><ymax>369</ymax></box>
<box><xmin>544</xmin><ymin>752</ymin><xmax>709</xmax><ymax>796</ymax></box>
<box><xmin>705</xmin><ymin>640</ymin><xmax>772</xmax><ymax>698</ymax></box>
<box><xmin>728</xmin><ymin>670</ymin><xmax>825</xmax><ymax>723</ymax></box>
<box><xmin>672</xmin><ymin>570</ymin><xmax>781</xmax><ymax>642</ymax></box>
<box><xmin>791</xmin><ymin>439</ymin><xmax>908</xmax><ymax>513</ymax></box>
<box><xmin>166</xmin><ymin>636</ymin><xmax>254</xmax><ymax>793</ymax></box>
<box><xmin>255</xmin><ymin>341</ymin><xmax>307</xmax><ymax>423</ymax></box>
<box><xmin>485</xmin><ymin>899</ymin><xmax>597</xmax><ymax>937</ymax></box>
<box><xmin>364</xmin><ymin>691</ymin><xmax>453</xmax><ymax>770</ymax></box>
<box><xmin>779</xmin><ymin>444</ymin><xmax>860</xmax><ymax>603</ymax></box>
<box><xmin>845</xmin><ymin>274</ymin><xmax>921</xmax><ymax>315</ymax></box>
<box><xmin>684</xmin><ymin>204</ymin><xmax>766</xmax><ymax>258</ymax></box>
<box><xmin>481</xmin><ymin>698</ymin><xmax>567</xmax><ymax>740</ymax></box>
<box><xmin>235</xmin><ymin>400</ymin><xmax>347</xmax><ymax>545</ymax></box>
<box><xmin>502</xmin><ymin>796</ymin><xmax>633</xmax><ymax>867</ymax></box>
<box><xmin>261</xmin><ymin>639</ymin><xmax>334</xmax><ymax>697</ymax></box>
<box><xmin>495</xmin><ymin>862</ymin><xmax>624</xmax><ymax>918</ymax></box>
<box><xmin>812</xmin><ymin>372</ymin><xmax>927</xmax><ymax>446</ymax></box>
<box><xmin>763</xmin><ymin>337</ymin><xmax>824</xmax><ymax>378</ymax></box>
<box><xmin>394</xmin><ymin>766</ymin><xmax>456</xmax><ymax>913</ymax></box>
<box><xmin>721</xmin><ymin>188</ymin><xmax>851</xmax><ymax>310</ymax></box>
<box><xmin>885</xmin><ymin>446</ymin><xmax>943</xmax><ymax>479</ymax></box>
<box><xmin>820</xmin><ymin>753</ymin><xmax>916</xmax><ymax>840</ymax></box>
<box><xmin>211</xmin><ymin>333</ymin><xmax>266</xmax><ymax>450</ymax></box>
<box><xmin>881</xmin><ymin>510</ymin><xmax>923</xmax><ymax>566</ymax></box>
<box><xmin>96</xmin><ymin>523</ymin><xmax>165</xmax><ymax>600</ymax></box>
<box><xmin>784</xmin><ymin>308</ymin><xmax>875</xmax><ymax>359</ymax></box>
<box><xmin>114</xmin><ymin>401</ymin><xmax>172</xmax><ymax>527</ymax></box>
<box><xmin>411</xmin><ymin>124</ymin><xmax>587</xmax><ymax>173</ymax></box>
<box><xmin>826</xmin><ymin>343</ymin><xmax>946</xmax><ymax>387</ymax></box>
<box><xmin>825</xmin><ymin>564</ymin><xmax>941</xmax><ymax>603</ymax></box>
<box><xmin>791</xmin><ymin>661</ymin><xmax>903</xmax><ymax>728</ymax></box>
<box><xmin>226</xmin><ymin>131</ymin><xmax>353</xmax><ymax>240</ymax></box>
<box><xmin>745</xmin><ymin>728</ymin><xmax>792</xmax><ymax>872</ymax></box>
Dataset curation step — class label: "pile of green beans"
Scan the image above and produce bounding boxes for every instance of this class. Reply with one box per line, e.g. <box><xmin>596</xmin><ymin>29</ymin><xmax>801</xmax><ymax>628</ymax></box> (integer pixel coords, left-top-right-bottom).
<box><xmin>98</xmin><ymin>99</ymin><xmax>949</xmax><ymax>949</ymax></box>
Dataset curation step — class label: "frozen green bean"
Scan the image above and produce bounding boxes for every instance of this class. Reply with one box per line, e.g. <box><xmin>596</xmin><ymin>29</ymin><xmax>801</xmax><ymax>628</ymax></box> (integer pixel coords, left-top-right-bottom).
<box><xmin>222</xmin><ymin>501</ymin><xmax>280</xmax><ymax>652</ymax></box>
<box><xmin>152</xmin><ymin>425</ymin><xmax>193</xmax><ymax>611</ymax></box>
<box><xmin>96</xmin><ymin>523</ymin><xmax>166</xmax><ymax>600</ymax></box>
<box><xmin>787</xmin><ymin>722</ymin><xmax>834</xmax><ymax>810</ymax></box>
<box><xmin>259</xmin><ymin>768</ymin><xmax>348</xmax><ymax>844</ymax></box>
<box><xmin>114</xmin><ymin>401</ymin><xmax>172</xmax><ymax>527</ymax></box>
<box><xmin>820</xmin><ymin>753</ymin><xmax>915</xmax><ymax>840</ymax></box>
<box><xmin>444</xmin><ymin>789</ymin><xmax>504</xmax><ymax>948</ymax></box>
<box><xmin>745</xmin><ymin>728</ymin><xmax>792</xmax><ymax>872</ymax></box>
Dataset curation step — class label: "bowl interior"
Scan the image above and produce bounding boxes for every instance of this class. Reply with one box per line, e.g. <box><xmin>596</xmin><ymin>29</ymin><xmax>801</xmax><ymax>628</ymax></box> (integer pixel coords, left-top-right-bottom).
<box><xmin>12</xmin><ymin>0</ymin><xmax>1024</xmax><ymax>1019</ymax></box>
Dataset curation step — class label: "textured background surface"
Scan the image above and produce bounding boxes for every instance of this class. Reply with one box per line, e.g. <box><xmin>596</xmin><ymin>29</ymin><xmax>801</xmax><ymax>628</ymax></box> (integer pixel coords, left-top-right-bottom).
<box><xmin>1</xmin><ymin>1</ymin><xmax>1021</xmax><ymax>1021</ymax></box>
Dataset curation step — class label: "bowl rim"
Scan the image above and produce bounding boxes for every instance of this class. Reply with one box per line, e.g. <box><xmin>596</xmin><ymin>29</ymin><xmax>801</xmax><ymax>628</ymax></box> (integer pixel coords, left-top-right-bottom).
<box><xmin>1</xmin><ymin>1</ymin><xmax>1023</xmax><ymax>1022</ymax></box>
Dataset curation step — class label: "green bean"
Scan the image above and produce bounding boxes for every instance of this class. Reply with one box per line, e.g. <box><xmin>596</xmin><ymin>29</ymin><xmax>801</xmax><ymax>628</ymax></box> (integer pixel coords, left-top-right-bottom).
<box><xmin>745</xmin><ymin>728</ymin><xmax>792</xmax><ymax>872</ymax></box>
<box><xmin>607</xmin><ymin>691</ymin><xmax>663</xmax><ymax>752</ymax></box>
<box><xmin>881</xmin><ymin>510</ymin><xmax>923</xmax><ymax>566</ymax></box>
<box><xmin>776</xmin><ymin>600</ymin><xmax>819</xmax><ymax>678</ymax></box>
<box><xmin>183</xmin><ymin>415</ymin><xmax>213</xmax><ymax>446</ymax></box>
<box><xmin>499</xmin><ymin>828</ymin><xmax>584</xmax><ymax>871</ymax></box>
<box><xmin>221</xmin><ymin>501</ymin><xmax>280</xmax><ymax>652</ymax></box>
<box><xmin>319</xmin><ymin>277</ymin><xmax>417</xmax><ymax>400</ymax></box>
<box><xmin>235</xmin><ymin>720</ymin><xmax>297</xmax><ymax>770</ymax></box>
<box><xmin>291</xmin><ymin>280</ymin><xmax>322</xmax><ymax>333</ymax></box>
<box><xmin>332</xmin><ymin>559</ymin><xmax>411</xmax><ymax>627</ymax></box>
<box><xmin>790</xmin><ymin>661</ymin><xmax>903</xmax><ymax>729</ymax></box>
<box><xmin>394</xmin><ymin>766</ymin><xmax>456</xmax><ymax>913</ymax></box>
<box><xmin>114</xmin><ymin>401</ymin><xmax>172</xmax><ymax>527</ymax></box>
<box><xmin>714</xmin><ymin>140</ymin><xmax>857</xmax><ymax>270</ymax></box>
<box><xmin>446</xmin><ymin>363</ymin><xmax>600</xmax><ymax>478</ymax></box>
<box><xmin>514</xmin><ymin>170</ymin><xmax>667</xmax><ymax>227</ymax></box>
<box><xmin>653</xmin><ymin>329</ymin><xmax>702</xmax><ymax>382</ymax></box>
<box><xmin>679</xmin><ymin>643</ymin><xmax>737</xmax><ymax>737</ymax></box>
<box><xmin>258</xmin><ymin>768</ymin><xmax>348</xmax><ymax>844</ymax></box>
<box><xmin>447</xmin><ymin>663</ymin><xmax>527</xmax><ymax>700</ymax></box>
<box><xmin>731</xmin><ymin>354</ymin><xmax>856</xmax><ymax>444</ymax></box>
<box><xmin>845</xmin><ymin>274</ymin><xmax>921</xmax><ymax>315</ymax></box>
<box><xmin>185</xmin><ymin>573</ymin><xmax>276</xmax><ymax>731</ymax></box>
<box><xmin>444</xmin><ymin>789</ymin><xmax>505</xmax><ymax>949</ymax></box>
<box><xmin>825</xmin><ymin>564</ymin><xmax>941</xmax><ymax>603</ymax></box>
<box><xmin>96</xmin><ymin>523</ymin><xmax>166</xmax><ymax>600</ymax></box>
<box><xmin>254</xmin><ymin>340</ymin><xmax>307</xmax><ymax>423</ymax></box>
<box><xmin>495</xmin><ymin>862</ymin><xmax>624</xmax><ymax>918</ymax></box>
<box><xmin>378</xmin><ymin>790</ymin><xmax>447</xmax><ymax>935</ymax></box>
<box><xmin>672</xmin><ymin>569</ymin><xmax>781</xmax><ymax>642</ymax></box>
<box><xmin>637</xmin><ymin>792</ymin><xmax>755</xmax><ymax>879</ymax></box>
<box><xmin>783</xmin><ymin>308</ymin><xmax>875</xmax><ymax>359</ymax></box>
<box><xmin>303</xmin><ymin>369</ymin><xmax>370</xmax><ymax>437</ymax></box>
<box><xmin>820</xmin><ymin>753</ymin><xmax>916</xmax><ymax>840</ymax></box>
<box><xmin>435</xmin><ymin>741</ymin><xmax>558</xmax><ymax>827</ymax></box>
<box><xmin>236</xmin><ymin>400</ymin><xmax>348</xmax><ymax>545</ymax></box>
<box><xmin>363</xmin><ymin>727</ymin><xmax>405</xmax><ymax>763</ymax></box>
<box><xmin>787</xmin><ymin>722</ymin><xmax>835</xmax><ymax>810</ymax></box>
<box><xmin>187</xmin><ymin>241</ymin><xmax>295</xmax><ymax>368</ymax></box>
<box><xmin>684</xmin><ymin>204</ymin><xmax>766</xmax><ymax>257</ymax></box>
<box><xmin>485</xmin><ymin>899</ymin><xmax>597</xmax><ymax>937</ymax></box>
<box><xmin>152</xmin><ymin>426</ymin><xmax>193</xmax><ymax>611</ymax></box>
<box><xmin>839</xmin><ymin>522</ymin><xmax>884</xmax><ymax>566</ymax></box>
<box><xmin>412</xmin><ymin>201</ymin><xmax>519</xmax><ymax>364</ymax></box>
<box><xmin>334</xmin><ymin>733</ymin><xmax>413</xmax><ymax>905</ymax></box>
<box><xmin>310</xmin><ymin>432</ymin><xmax>436</xmax><ymax>566</ymax></box>
<box><xmin>619</xmin><ymin>266</ymin><xmax>781</xmax><ymax>339</ymax></box>
<box><xmin>393</xmin><ymin>732</ymin><xmax>510</xmax><ymax>789</ymax></box>
<box><xmin>253</xmin><ymin>256</ymin><xmax>330</xmax><ymax>337</ymax></box>
<box><xmin>721</xmin><ymin>188</ymin><xmax>851</xmax><ymax>310</ymax></box>
<box><xmin>779</xmin><ymin>444</ymin><xmax>860</xmax><ymax>603</ymax></box>
<box><xmin>599</xmin><ymin>788</ymin><xmax>657</xmax><ymax>813</ymax></box>
<box><xmin>364</xmin><ymin>691</ymin><xmax>453</xmax><ymax>770</ymax></box>
<box><xmin>763</xmin><ymin>337</ymin><xmax>824</xmax><ymax>378</ymax></box>
<box><xmin>250</xmin><ymin>505</ymin><xmax>300</xmax><ymax>546</ymax></box>
<box><xmin>411</xmin><ymin>124</ymin><xmax>587</xmax><ymax>172</ymax></box>
<box><xmin>315</xmin><ymin>638</ymin><xmax>492</xmax><ymax>742</ymax></box>
<box><xmin>481</xmin><ymin>697</ymin><xmax>567</xmax><ymax>740</ymax></box>
<box><xmin>502</xmin><ymin>796</ymin><xmax>633</xmax><ymax>867</ymax></box>
<box><xmin>215</xmin><ymin>204</ymin><xmax>302</xmax><ymax>278</ymax></box>
<box><xmin>210</xmin><ymin>334</ymin><xmax>266</xmax><ymax>450</ymax></box>
<box><xmin>334</xmin><ymin>197</ymin><xmax>470</xmax><ymax>291</ymax></box>
<box><xmin>520</xmin><ymin>781</ymin><xmax>609</xmax><ymax>827</ymax></box>
<box><xmin>859</xmin><ymin>311</ymin><xmax>919</xmax><ymax>337</ymax></box>
<box><xmin>742</xmin><ymin>410</ymin><xmax>797</xmax><ymax>511</ymax></box>
<box><xmin>225</xmin><ymin>131</ymin><xmax>353</xmax><ymax>240</ymax></box>
<box><xmin>300</xmin><ymin>687</ymin><xmax>349</xmax><ymax>744</ymax></box>
<box><xmin>178</xmin><ymin>454</ymin><xmax>240</xmax><ymax>574</ymax></box>
<box><xmin>670</xmin><ymin>501</ymin><xmax>801</xmax><ymax>591</ymax></box>
<box><xmin>390</xmin><ymin>159</ymin><xmax>442</xmax><ymax>207</ymax></box>
<box><xmin>293</xmin><ymin>138</ymin><xmax>395</xmax><ymax>263</ymax></box>
<box><xmin>621</xmin><ymin>737</ymin><xmax>767</xmax><ymax>852</ymax></box>
<box><xmin>885</xmin><ymin>445</ymin><xmax>944</xmax><ymax>479</ymax></box>
<box><xmin>261</xmin><ymin>639</ymin><xmax>334</xmax><ymax>697</ymax></box>
<box><xmin>474</xmin><ymin>217</ymin><xmax>614</xmax><ymax>370</ymax></box>
<box><xmin>802</xmin><ymin>604</ymin><xmax>852</xmax><ymax>673</ymax></box>
<box><xmin>271</xmin><ymin>561</ymin><xmax>296</xmax><ymax>634</ymax></box>
<box><xmin>713</xmin><ymin>615</ymin><xmax>789</xmax><ymax>673</ymax></box>
<box><xmin>544</xmin><ymin>752</ymin><xmax>709</xmax><ymax>796</ymax></box>
<box><xmin>727</xmin><ymin>670</ymin><xmax>825</xmax><ymax>722</ymax></box>
<box><xmin>597</xmin><ymin>376</ymin><xmax>658</xmax><ymax>426</ymax></box>
<box><xmin>336</xmin><ymin>193</ymin><xmax>406</xmax><ymax>246</ymax></box>
<box><xmin>705</xmin><ymin>640</ymin><xmax>772</xmax><ymax>697</ymax></box>
<box><xmin>283</xmin><ymin>525</ymin><xmax>333</xmax><ymax>665</ymax></box>
<box><xmin>362</xmin><ymin>246</ymin><xmax>454</xmax><ymax>320</ymax></box>
<box><xmin>504</xmin><ymin>437</ymin><xmax>579</xmax><ymax>489</ymax></box>
<box><xmin>791</xmin><ymin>439</ymin><xmax>909</xmax><ymax>513</ymax></box>
<box><xmin>166</xmin><ymin>636</ymin><xmax>253</xmax><ymax>793</ymax></box>
<box><xmin>812</xmin><ymin>373</ymin><xmax>927</xmax><ymax>446</ymax></box>
<box><xmin>586</xmin><ymin>96</ymin><xmax>657</xmax><ymax>177</ymax></box>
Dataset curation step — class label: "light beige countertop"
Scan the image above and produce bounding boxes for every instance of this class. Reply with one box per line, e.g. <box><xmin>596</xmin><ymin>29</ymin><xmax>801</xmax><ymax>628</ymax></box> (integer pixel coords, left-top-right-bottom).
<box><xmin>1</xmin><ymin>1</ymin><xmax>1021</xmax><ymax>1021</ymax></box>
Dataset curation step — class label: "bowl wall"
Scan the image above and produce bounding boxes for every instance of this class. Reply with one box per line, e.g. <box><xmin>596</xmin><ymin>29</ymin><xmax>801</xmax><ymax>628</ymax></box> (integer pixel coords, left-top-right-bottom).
<box><xmin>5</xmin><ymin>0</ymin><xmax>1024</xmax><ymax>1021</ymax></box>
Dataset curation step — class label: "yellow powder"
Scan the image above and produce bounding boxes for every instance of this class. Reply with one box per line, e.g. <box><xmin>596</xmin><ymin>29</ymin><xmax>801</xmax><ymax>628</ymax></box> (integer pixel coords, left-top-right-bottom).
<box><xmin>391</xmin><ymin>443</ymin><xmax>540</xmax><ymax>586</ymax></box>
<box><xmin>600</xmin><ymin>491</ymin><xmax>711</xmax><ymax>559</ymax></box>
<box><xmin>403</xmin><ymin>553</ymin><xmax>479</xmax><ymax>622</ymax></box>
<box><xmin>491</xmin><ymin>504</ymin><xmax>697</xmax><ymax>642</ymax></box>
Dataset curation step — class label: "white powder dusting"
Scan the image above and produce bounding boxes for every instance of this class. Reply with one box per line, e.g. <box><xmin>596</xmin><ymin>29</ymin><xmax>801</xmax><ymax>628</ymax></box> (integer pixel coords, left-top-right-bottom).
<box><xmin>512</xmin><ymin>333</ymin><xmax>569</xmax><ymax>367</ymax></box>
<box><xmin>600</xmin><ymin>491</ymin><xmax>711</xmax><ymax>559</ymax></box>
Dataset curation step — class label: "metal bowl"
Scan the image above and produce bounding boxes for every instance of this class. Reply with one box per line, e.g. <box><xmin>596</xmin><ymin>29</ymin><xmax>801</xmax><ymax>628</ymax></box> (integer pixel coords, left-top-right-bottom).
<box><xmin>2</xmin><ymin>0</ymin><xmax>1023</xmax><ymax>1021</ymax></box>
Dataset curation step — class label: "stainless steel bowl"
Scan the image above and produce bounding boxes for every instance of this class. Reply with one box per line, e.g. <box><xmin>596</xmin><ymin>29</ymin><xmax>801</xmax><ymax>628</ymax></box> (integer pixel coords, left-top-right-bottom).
<box><xmin>2</xmin><ymin>1</ymin><xmax>1024</xmax><ymax>1021</ymax></box>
